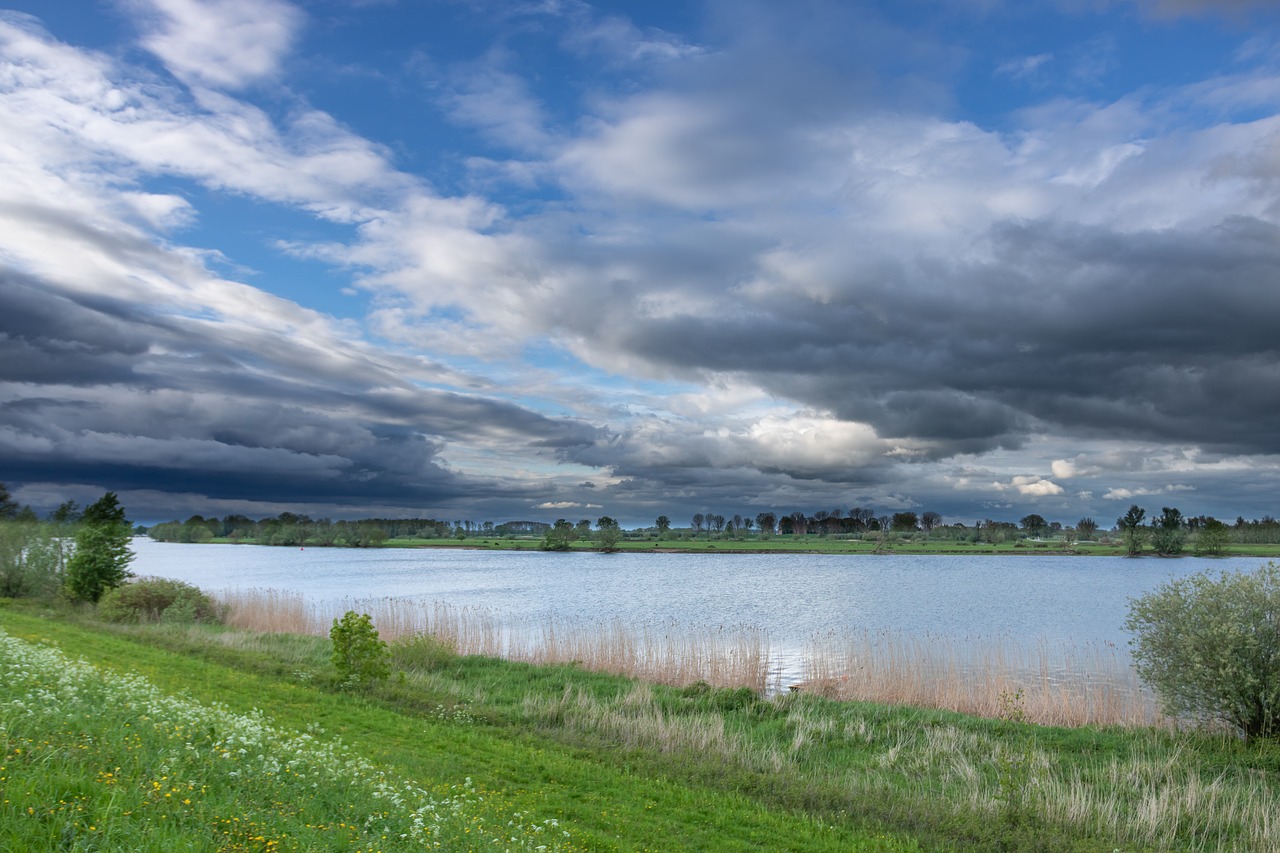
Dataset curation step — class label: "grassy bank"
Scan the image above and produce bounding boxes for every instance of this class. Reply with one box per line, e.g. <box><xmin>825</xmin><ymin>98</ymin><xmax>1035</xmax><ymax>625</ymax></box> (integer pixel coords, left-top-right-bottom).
<box><xmin>4</xmin><ymin>602</ymin><xmax>1279</xmax><ymax>851</ymax></box>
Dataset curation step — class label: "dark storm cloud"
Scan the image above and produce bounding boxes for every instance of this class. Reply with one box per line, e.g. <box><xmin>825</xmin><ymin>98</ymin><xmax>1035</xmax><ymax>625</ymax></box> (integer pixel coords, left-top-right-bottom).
<box><xmin>0</xmin><ymin>264</ymin><xmax>605</xmax><ymax>512</ymax></box>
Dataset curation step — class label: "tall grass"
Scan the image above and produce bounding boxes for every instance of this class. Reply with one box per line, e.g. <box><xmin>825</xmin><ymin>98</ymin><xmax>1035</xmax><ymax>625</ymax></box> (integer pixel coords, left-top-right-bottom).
<box><xmin>804</xmin><ymin>629</ymin><xmax>1162</xmax><ymax>727</ymax></box>
<box><xmin>217</xmin><ymin>589</ymin><xmax>776</xmax><ymax>693</ymax></box>
<box><xmin>216</xmin><ymin>588</ymin><xmax>1160</xmax><ymax>726</ymax></box>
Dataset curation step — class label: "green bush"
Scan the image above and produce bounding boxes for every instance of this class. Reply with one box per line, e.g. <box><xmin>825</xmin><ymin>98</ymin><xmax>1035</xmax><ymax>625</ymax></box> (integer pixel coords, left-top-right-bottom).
<box><xmin>388</xmin><ymin>632</ymin><xmax>458</xmax><ymax>671</ymax></box>
<box><xmin>97</xmin><ymin>577</ymin><xmax>221</xmax><ymax>624</ymax></box>
<box><xmin>330</xmin><ymin>611</ymin><xmax>390</xmax><ymax>687</ymax></box>
<box><xmin>1126</xmin><ymin>562</ymin><xmax>1280</xmax><ymax>739</ymax></box>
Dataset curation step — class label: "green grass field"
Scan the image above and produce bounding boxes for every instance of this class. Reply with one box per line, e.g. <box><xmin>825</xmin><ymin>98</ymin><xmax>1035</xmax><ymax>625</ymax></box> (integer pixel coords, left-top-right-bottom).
<box><xmin>4</xmin><ymin>600</ymin><xmax>1279</xmax><ymax>851</ymax></box>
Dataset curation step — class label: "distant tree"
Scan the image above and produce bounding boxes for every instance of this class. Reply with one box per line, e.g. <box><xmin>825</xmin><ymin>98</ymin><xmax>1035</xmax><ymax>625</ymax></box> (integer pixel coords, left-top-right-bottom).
<box><xmin>890</xmin><ymin>512</ymin><xmax>919</xmax><ymax>533</ymax></box>
<box><xmin>655</xmin><ymin>515</ymin><xmax>671</xmax><ymax>534</ymax></box>
<box><xmin>65</xmin><ymin>492</ymin><xmax>134</xmax><ymax>603</ymax></box>
<box><xmin>1151</xmin><ymin>507</ymin><xmax>1186</xmax><ymax>556</ymax></box>
<box><xmin>49</xmin><ymin>500</ymin><xmax>81</xmax><ymax>525</ymax></box>
<box><xmin>1020</xmin><ymin>514</ymin><xmax>1048</xmax><ymax>538</ymax></box>
<box><xmin>732</xmin><ymin>514</ymin><xmax>744</xmax><ymax>531</ymax></box>
<box><xmin>574</xmin><ymin>519</ymin><xmax>592</xmax><ymax>542</ymax></box>
<box><xmin>778</xmin><ymin>515</ymin><xmax>793</xmax><ymax>536</ymax></box>
<box><xmin>1076</xmin><ymin>517</ymin><xmax>1098</xmax><ymax>540</ymax></box>
<box><xmin>755</xmin><ymin>512</ymin><xmax>776</xmax><ymax>537</ymax></box>
<box><xmin>692</xmin><ymin>513</ymin><xmax>705</xmax><ymax>534</ymax></box>
<box><xmin>1193</xmin><ymin>518</ymin><xmax>1230</xmax><ymax>557</ymax></box>
<box><xmin>921</xmin><ymin>511</ymin><xmax>942</xmax><ymax>533</ymax></box>
<box><xmin>595</xmin><ymin>516</ymin><xmax>622</xmax><ymax>552</ymax></box>
<box><xmin>789</xmin><ymin>511</ymin><xmax>808</xmax><ymax>536</ymax></box>
<box><xmin>0</xmin><ymin>482</ymin><xmax>17</xmax><ymax>520</ymax></box>
<box><xmin>541</xmin><ymin>519</ymin><xmax>578</xmax><ymax>551</ymax></box>
<box><xmin>1118</xmin><ymin>505</ymin><xmax>1147</xmax><ymax>556</ymax></box>
<box><xmin>743</xmin><ymin>517</ymin><xmax>754</xmax><ymax>532</ymax></box>
<box><xmin>711</xmin><ymin>514</ymin><xmax>726</xmax><ymax>533</ymax></box>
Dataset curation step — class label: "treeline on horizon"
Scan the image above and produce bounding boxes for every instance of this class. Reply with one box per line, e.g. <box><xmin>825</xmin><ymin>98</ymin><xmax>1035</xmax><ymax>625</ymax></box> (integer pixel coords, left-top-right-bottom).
<box><xmin>138</xmin><ymin>504</ymin><xmax>1280</xmax><ymax>549</ymax></box>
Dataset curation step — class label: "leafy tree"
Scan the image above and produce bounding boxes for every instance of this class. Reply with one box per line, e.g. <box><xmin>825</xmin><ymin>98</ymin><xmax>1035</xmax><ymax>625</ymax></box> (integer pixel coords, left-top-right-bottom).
<box><xmin>0</xmin><ymin>482</ymin><xmax>18</xmax><ymax>520</ymax></box>
<box><xmin>1076</xmin><ymin>517</ymin><xmax>1098</xmax><ymax>540</ymax></box>
<box><xmin>1193</xmin><ymin>517</ymin><xmax>1230</xmax><ymax>557</ymax></box>
<box><xmin>1126</xmin><ymin>563</ymin><xmax>1280</xmax><ymax>739</ymax></box>
<box><xmin>330</xmin><ymin>611</ymin><xmax>390</xmax><ymax>687</ymax></box>
<box><xmin>655</xmin><ymin>515</ymin><xmax>671</xmax><ymax>534</ymax></box>
<box><xmin>50</xmin><ymin>500</ymin><xmax>82</xmax><ymax>525</ymax></box>
<box><xmin>1019</xmin><ymin>514</ymin><xmax>1048</xmax><ymax>538</ymax></box>
<box><xmin>691</xmin><ymin>513</ymin><xmax>705</xmax><ymax>534</ymax></box>
<box><xmin>595</xmin><ymin>516</ymin><xmax>622</xmax><ymax>552</ymax></box>
<box><xmin>1151</xmin><ymin>506</ymin><xmax>1186</xmax><ymax>556</ymax></box>
<box><xmin>755</xmin><ymin>512</ymin><xmax>776</xmax><ymax>537</ymax></box>
<box><xmin>921</xmin><ymin>511</ymin><xmax>942</xmax><ymax>533</ymax></box>
<box><xmin>540</xmin><ymin>519</ymin><xmax>578</xmax><ymax>551</ymax></box>
<box><xmin>890</xmin><ymin>512</ymin><xmax>919</xmax><ymax>533</ymax></box>
<box><xmin>0</xmin><ymin>521</ymin><xmax>66</xmax><ymax>599</ymax></box>
<box><xmin>65</xmin><ymin>492</ymin><xmax>134</xmax><ymax>603</ymax></box>
<box><xmin>1118</xmin><ymin>505</ymin><xmax>1147</xmax><ymax>556</ymax></box>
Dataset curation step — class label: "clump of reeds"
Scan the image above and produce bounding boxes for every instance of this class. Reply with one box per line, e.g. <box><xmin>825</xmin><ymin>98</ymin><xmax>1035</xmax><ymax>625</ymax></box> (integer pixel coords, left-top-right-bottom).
<box><xmin>215</xmin><ymin>589</ymin><xmax>775</xmax><ymax>693</ymax></box>
<box><xmin>802</xmin><ymin>629</ymin><xmax>1163</xmax><ymax>728</ymax></box>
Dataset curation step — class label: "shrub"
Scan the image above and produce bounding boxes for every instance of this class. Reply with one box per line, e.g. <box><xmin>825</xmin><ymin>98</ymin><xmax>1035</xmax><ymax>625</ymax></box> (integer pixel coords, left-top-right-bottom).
<box><xmin>97</xmin><ymin>577</ymin><xmax>221</xmax><ymax>624</ymax></box>
<box><xmin>1126</xmin><ymin>563</ymin><xmax>1280</xmax><ymax>739</ymax></box>
<box><xmin>330</xmin><ymin>611</ymin><xmax>390</xmax><ymax>687</ymax></box>
<box><xmin>389</xmin><ymin>632</ymin><xmax>458</xmax><ymax>671</ymax></box>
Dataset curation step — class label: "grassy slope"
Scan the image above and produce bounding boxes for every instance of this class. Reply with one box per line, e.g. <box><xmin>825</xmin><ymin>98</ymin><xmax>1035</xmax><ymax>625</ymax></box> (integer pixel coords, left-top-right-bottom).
<box><xmin>5</xmin><ymin>603</ymin><xmax>1279</xmax><ymax>852</ymax></box>
<box><xmin>0</xmin><ymin>604</ymin><xmax>914</xmax><ymax>853</ymax></box>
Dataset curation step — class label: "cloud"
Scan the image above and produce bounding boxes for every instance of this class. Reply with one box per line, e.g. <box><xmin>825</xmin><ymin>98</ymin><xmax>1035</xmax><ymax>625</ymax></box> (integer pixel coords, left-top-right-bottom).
<box><xmin>129</xmin><ymin>0</ymin><xmax>304</xmax><ymax>90</ymax></box>
<box><xmin>1102</xmin><ymin>485</ymin><xmax>1196</xmax><ymax>500</ymax></box>
<box><xmin>535</xmin><ymin>501</ymin><xmax>601</xmax><ymax>509</ymax></box>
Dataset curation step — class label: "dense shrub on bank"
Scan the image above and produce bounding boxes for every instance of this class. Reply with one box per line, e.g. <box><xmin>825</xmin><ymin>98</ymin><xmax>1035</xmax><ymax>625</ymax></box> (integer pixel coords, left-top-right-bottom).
<box><xmin>97</xmin><ymin>576</ymin><xmax>221</xmax><ymax>624</ymax></box>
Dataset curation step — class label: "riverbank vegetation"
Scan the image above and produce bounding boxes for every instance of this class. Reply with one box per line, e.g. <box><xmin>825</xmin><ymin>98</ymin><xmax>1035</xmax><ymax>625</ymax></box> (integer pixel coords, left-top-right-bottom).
<box><xmin>140</xmin><ymin>505</ymin><xmax>1280</xmax><ymax>557</ymax></box>
<box><xmin>3</xmin><ymin>598</ymin><xmax>1279</xmax><ymax>851</ymax></box>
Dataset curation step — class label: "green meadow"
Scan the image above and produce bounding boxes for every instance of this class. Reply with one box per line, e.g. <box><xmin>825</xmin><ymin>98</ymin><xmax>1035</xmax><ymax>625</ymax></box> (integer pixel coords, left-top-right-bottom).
<box><xmin>3</xmin><ymin>600</ymin><xmax>1279</xmax><ymax>851</ymax></box>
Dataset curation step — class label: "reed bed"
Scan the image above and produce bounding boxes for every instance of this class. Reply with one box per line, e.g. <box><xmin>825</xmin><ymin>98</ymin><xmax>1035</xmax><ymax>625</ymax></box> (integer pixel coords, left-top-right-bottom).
<box><xmin>215</xmin><ymin>589</ymin><xmax>776</xmax><ymax>694</ymax></box>
<box><xmin>215</xmin><ymin>587</ymin><xmax>1158</xmax><ymax>725</ymax></box>
<box><xmin>804</xmin><ymin>629</ymin><xmax>1163</xmax><ymax>727</ymax></box>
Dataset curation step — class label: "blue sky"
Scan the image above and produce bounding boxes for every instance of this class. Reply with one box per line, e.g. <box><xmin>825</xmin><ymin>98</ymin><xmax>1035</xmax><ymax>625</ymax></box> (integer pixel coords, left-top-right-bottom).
<box><xmin>3</xmin><ymin>0</ymin><xmax>1280</xmax><ymax>528</ymax></box>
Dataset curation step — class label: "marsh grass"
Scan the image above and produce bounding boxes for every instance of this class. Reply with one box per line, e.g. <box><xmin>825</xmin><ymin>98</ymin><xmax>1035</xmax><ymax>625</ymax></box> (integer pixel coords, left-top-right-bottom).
<box><xmin>218</xmin><ymin>587</ymin><xmax>1157</xmax><ymax>726</ymax></box>
<box><xmin>803</xmin><ymin>630</ymin><xmax>1162</xmax><ymax>728</ymax></box>
<box><xmin>218</xmin><ymin>588</ymin><xmax>776</xmax><ymax>692</ymax></box>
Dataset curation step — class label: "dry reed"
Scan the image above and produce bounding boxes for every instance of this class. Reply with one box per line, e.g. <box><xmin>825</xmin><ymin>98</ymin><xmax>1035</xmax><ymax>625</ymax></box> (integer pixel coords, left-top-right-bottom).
<box><xmin>215</xmin><ymin>587</ymin><xmax>1160</xmax><ymax>726</ymax></box>
<box><xmin>215</xmin><ymin>589</ymin><xmax>775</xmax><ymax>693</ymax></box>
<box><xmin>803</xmin><ymin>629</ymin><xmax>1163</xmax><ymax>727</ymax></box>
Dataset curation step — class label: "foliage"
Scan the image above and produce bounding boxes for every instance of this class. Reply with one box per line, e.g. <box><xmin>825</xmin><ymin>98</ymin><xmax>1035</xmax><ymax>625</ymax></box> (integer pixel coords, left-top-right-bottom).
<box><xmin>388</xmin><ymin>632</ymin><xmax>459</xmax><ymax>671</ymax></box>
<box><xmin>330</xmin><ymin>610</ymin><xmax>390</xmax><ymax>687</ymax></box>
<box><xmin>97</xmin><ymin>577</ymin><xmax>220</xmax><ymax>624</ymax></box>
<box><xmin>1193</xmin><ymin>517</ymin><xmax>1230</xmax><ymax>556</ymax></box>
<box><xmin>65</xmin><ymin>493</ymin><xmax>135</xmax><ymax>603</ymax></box>
<box><xmin>1126</xmin><ymin>562</ymin><xmax>1280</xmax><ymax>739</ymax></box>
<box><xmin>1151</xmin><ymin>506</ymin><xmax>1186</xmax><ymax>556</ymax></box>
<box><xmin>890</xmin><ymin>511</ymin><xmax>919</xmax><ymax>532</ymax></box>
<box><xmin>1117</xmin><ymin>504</ymin><xmax>1146</xmax><ymax>556</ymax></box>
<box><xmin>540</xmin><ymin>518</ymin><xmax>578</xmax><ymax>551</ymax></box>
<box><xmin>0</xmin><ymin>482</ymin><xmax>18</xmax><ymax>519</ymax></box>
<box><xmin>0</xmin><ymin>522</ymin><xmax>68</xmax><ymax>599</ymax></box>
<box><xmin>595</xmin><ymin>515</ymin><xmax>622</xmax><ymax>552</ymax></box>
<box><xmin>1075</xmin><ymin>517</ymin><xmax>1098</xmax><ymax>539</ymax></box>
<box><xmin>1019</xmin><ymin>514</ymin><xmax>1048</xmax><ymax>538</ymax></box>
<box><xmin>655</xmin><ymin>515</ymin><xmax>671</xmax><ymax>533</ymax></box>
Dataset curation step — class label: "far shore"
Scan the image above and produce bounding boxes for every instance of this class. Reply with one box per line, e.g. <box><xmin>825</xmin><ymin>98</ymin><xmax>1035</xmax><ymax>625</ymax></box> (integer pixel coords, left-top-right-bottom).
<box><xmin>175</xmin><ymin>536</ymin><xmax>1280</xmax><ymax>558</ymax></box>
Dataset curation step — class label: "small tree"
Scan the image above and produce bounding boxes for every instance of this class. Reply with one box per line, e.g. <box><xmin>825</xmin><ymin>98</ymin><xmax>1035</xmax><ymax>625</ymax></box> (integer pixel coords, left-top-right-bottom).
<box><xmin>1193</xmin><ymin>518</ymin><xmax>1230</xmax><ymax>557</ymax></box>
<box><xmin>1126</xmin><ymin>563</ymin><xmax>1280</xmax><ymax>739</ymax></box>
<box><xmin>1151</xmin><ymin>506</ymin><xmax>1185</xmax><ymax>556</ymax></box>
<box><xmin>655</xmin><ymin>515</ymin><xmax>671</xmax><ymax>535</ymax></box>
<box><xmin>330</xmin><ymin>611</ymin><xmax>390</xmax><ymax>687</ymax></box>
<box><xmin>541</xmin><ymin>518</ymin><xmax>577</xmax><ymax>551</ymax></box>
<box><xmin>1076</xmin><ymin>517</ymin><xmax>1098</xmax><ymax>540</ymax></box>
<box><xmin>595</xmin><ymin>516</ymin><xmax>622</xmax><ymax>552</ymax></box>
<box><xmin>1117</xmin><ymin>505</ymin><xmax>1147</xmax><ymax>556</ymax></box>
<box><xmin>65</xmin><ymin>492</ymin><xmax>134</xmax><ymax>603</ymax></box>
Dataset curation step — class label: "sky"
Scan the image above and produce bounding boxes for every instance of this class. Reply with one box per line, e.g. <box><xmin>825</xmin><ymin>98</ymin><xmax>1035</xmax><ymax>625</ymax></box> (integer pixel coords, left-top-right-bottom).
<box><xmin>2</xmin><ymin>0</ymin><xmax>1280</xmax><ymax>528</ymax></box>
